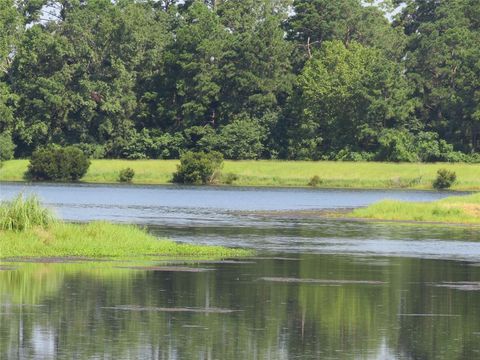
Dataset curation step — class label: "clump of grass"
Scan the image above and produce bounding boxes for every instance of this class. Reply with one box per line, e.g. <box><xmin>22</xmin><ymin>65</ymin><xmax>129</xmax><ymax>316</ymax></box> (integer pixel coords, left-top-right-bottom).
<box><xmin>388</xmin><ymin>176</ymin><xmax>423</xmax><ymax>188</ymax></box>
<box><xmin>223</xmin><ymin>173</ymin><xmax>239</xmax><ymax>185</ymax></box>
<box><xmin>308</xmin><ymin>175</ymin><xmax>322</xmax><ymax>187</ymax></box>
<box><xmin>0</xmin><ymin>194</ymin><xmax>55</xmax><ymax>231</ymax></box>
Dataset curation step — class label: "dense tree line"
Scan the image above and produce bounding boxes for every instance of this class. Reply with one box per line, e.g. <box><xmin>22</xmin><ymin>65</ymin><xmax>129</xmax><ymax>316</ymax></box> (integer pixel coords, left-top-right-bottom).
<box><xmin>0</xmin><ymin>0</ymin><xmax>479</xmax><ymax>161</ymax></box>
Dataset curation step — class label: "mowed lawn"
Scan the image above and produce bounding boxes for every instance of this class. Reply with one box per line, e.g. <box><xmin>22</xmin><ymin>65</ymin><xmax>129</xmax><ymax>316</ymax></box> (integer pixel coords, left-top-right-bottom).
<box><xmin>1</xmin><ymin>159</ymin><xmax>479</xmax><ymax>190</ymax></box>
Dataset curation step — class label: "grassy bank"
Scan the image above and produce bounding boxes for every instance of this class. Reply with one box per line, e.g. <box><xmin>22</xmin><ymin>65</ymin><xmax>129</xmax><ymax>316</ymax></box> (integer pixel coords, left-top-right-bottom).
<box><xmin>2</xmin><ymin>159</ymin><xmax>480</xmax><ymax>190</ymax></box>
<box><xmin>350</xmin><ymin>193</ymin><xmax>480</xmax><ymax>224</ymax></box>
<box><xmin>0</xmin><ymin>222</ymin><xmax>251</xmax><ymax>258</ymax></box>
<box><xmin>0</xmin><ymin>195</ymin><xmax>251</xmax><ymax>259</ymax></box>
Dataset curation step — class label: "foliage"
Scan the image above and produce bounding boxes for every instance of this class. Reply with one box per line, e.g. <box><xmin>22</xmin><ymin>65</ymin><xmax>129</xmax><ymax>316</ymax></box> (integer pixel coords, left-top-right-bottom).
<box><xmin>223</xmin><ymin>173</ymin><xmax>239</xmax><ymax>185</ymax></box>
<box><xmin>27</xmin><ymin>145</ymin><xmax>90</xmax><ymax>181</ymax></box>
<box><xmin>308</xmin><ymin>175</ymin><xmax>322</xmax><ymax>187</ymax></box>
<box><xmin>173</xmin><ymin>151</ymin><xmax>224</xmax><ymax>184</ymax></box>
<box><xmin>376</xmin><ymin>129</ymin><xmax>418</xmax><ymax>162</ymax></box>
<box><xmin>217</xmin><ymin>118</ymin><xmax>264</xmax><ymax>159</ymax></box>
<box><xmin>118</xmin><ymin>167</ymin><xmax>135</xmax><ymax>183</ymax></box>
<box><xmin>0</xmin><ymin>131</ymin><xmax>15</xmax><ymax>160</ymax></box>
<box><xmin>297</xmin><ymin>41</ymin><xmax>415</xmax><ymax>158</ymax></box>
<box><xmin>432</xmin><ymin>169</ymin><xmax>457</xmax><ymax>190</ymax></box>
<box><xmin>0</xmin><ymin>0</ymin><xmax>479</xmax><ymax>162</ymax></box>
<box><xmin>0</xmin><ymin>194</ymin><xmax>55</xmax><ymax>231</ymax></box>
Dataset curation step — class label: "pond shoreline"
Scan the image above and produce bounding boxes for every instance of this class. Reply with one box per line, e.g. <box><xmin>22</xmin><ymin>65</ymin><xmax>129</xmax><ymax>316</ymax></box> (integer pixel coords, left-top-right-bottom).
<box><xmin>2</xmin><ymin>159</ymin><xmax>480</xmax><ymax>191</ymax></box>
<box><xmin>244</xmin><ymin>192</ymin><xmax>480</xmax><ymax>225</ymax></box>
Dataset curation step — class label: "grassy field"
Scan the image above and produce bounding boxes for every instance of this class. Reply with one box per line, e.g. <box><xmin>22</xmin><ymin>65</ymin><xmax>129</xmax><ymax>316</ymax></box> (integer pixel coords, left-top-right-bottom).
<box><xmin>0</xmin><ymin>195</ymin><xmax>251</xmax><ymax>259</ymax></box>
<box><xmin>1</xmin><ymin>159</ymin><xmax>480</xmax><ymax>190</ymax></box>
<box><xmin>350</xmin><ymin>193</ymin><xmax>480</xmax><ymax>224</ymax></box>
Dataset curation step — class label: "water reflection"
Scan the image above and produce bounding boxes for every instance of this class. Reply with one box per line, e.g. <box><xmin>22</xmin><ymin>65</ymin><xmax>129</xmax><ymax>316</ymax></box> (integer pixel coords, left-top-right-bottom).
<box><xmin>150</xmin><ymin>220</ymin><xmax>480</xmax><ymax>261</ymax></box>
<box><xmin>1</xmin><ymin>256</ymin><xmax>479</xmax><ymax>359</ymax></box>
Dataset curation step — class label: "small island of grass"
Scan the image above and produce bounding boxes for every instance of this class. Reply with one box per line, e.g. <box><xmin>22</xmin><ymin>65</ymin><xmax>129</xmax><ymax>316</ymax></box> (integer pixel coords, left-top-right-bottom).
<box><xmin>350</xmin><ymin>193</ymin><xmax>480</xmax><ymax>225</ymax></box>
<box><xmin>0</xmin><ymin>195</ymin><xmax>252</xmax><ymax>259</ymax></box>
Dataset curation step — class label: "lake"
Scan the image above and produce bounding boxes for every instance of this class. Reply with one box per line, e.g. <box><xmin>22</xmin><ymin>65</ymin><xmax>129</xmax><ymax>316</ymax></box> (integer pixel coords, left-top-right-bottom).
<box><xmin>0</xmin><ymin>183</ymin><xmax>479</xmax><ymax>359</ymax></box>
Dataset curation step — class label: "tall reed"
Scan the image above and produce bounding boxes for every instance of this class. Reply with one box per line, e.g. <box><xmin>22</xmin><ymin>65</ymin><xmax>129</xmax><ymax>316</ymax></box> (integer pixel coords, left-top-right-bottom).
<box><xmin>0</xmin><ymin>194</ymin><xmax>55</xmax><ymax>231</ymax></box>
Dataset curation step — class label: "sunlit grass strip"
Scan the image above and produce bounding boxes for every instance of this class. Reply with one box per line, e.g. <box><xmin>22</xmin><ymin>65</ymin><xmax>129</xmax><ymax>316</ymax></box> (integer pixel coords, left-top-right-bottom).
<box><xmin>2</xmin><ymin>159</ymin><xmax>480</xmax><ymax>190</ymax></box>
<box><xmin>350</xmin><ymin>193</ymin><xmax>480</xmax><ymax>224</ymax></box>
<box><xmin>0</xmin><ymin>221</ymin><xmax>252</xmax><ymax>259</ymax></box>
<box><xmin>0</xmin><ymin>194</ymin><xmax>55</xmax><ymax>231</ymax></box>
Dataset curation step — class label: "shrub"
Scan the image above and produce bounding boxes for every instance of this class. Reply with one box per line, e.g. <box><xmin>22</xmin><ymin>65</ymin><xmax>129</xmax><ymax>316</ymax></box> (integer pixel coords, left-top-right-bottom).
<box><xmin>27</xmin><ymin>145</ymin><xmax>90</xmax><ymax>181</ymax></box>
<box><xmin>432</xmin><ymin>169</ymin><xmax>457</xmax><ymax>189</ymax></box>
<box><xmin>0</xmin><ymin>132</ymin><xmax>16</xmax><ymax>161</ymax></box>
<box><xmin>118</xmin><ymin>168</ymin><xmax>135</xmax><ymax>183</ymax></box>
<box><xmin>173</xmin><ymin>151</ymin><xmax>223</xmax><ymax>184</ymax></box>
<box><xmin>217</xmin><ymin>118</ymin><xmax>264</xmax><ymax>159</ymax></box>
<box><xmin>0</xmin><ymin>194</ymin><xmax>55</xmax><ymax>231</ymax></box>
<box><xmin>74</xmin><ymin>143</ymin><xmax>106</xmax><ymax>159</ymax></box>
<box><xmin>223</xmin><ymin>173</ymin><xmax>239</xmax><ymax>185</ymax></box>
<box><xmin>376</xmin><ymin>129</ymin><xmax>418</xmax><ymax>162</ymax></box>
<box><xmin>308</xmin><ymin>175</ymin><xmax>322</xmax><ymax>187</ymax></box>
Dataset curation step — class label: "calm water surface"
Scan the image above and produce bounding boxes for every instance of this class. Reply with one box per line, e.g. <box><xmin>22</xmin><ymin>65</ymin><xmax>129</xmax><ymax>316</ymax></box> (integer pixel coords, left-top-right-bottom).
<box><xmin>0</xmin><ymin>183</ymin><xmax>479</xmax><ymax>359</ymax></box>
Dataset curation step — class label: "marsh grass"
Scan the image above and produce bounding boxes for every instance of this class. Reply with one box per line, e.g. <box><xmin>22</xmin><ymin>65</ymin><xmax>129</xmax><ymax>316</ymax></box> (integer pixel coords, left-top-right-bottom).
<box><xmin>0</xmin><ymin>194</ymin><xmax>55</xmax><ymax>231</ymax></box>
<box><xmin>0</xmin><ymin>221</ymin><xmax>252</xmax><ymax>258</ymax></box>
<box><xmin>351</xmin><ymin>193</ymin><xmax>480</xmax><ymax>224</ymax></box>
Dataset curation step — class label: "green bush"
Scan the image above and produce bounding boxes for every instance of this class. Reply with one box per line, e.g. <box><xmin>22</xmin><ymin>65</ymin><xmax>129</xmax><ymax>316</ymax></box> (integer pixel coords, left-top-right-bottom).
<box><xmin>0</xmin><ymin>132</ymin><xmax>16</xmax><ymax>161</ymax></box>
<box><xmin>27</xmin><ymin>146</ymin><xmax>90</xmax><ymax>181</ymax></box>
<box><xmin>118</xmin><ymin>168</ymin><xmax>135</xmax><ymax>183</ymax></box>
<box><xmin>308</xmin><ymin>175</ymin><xmax>322</xmax><ymax>187</ymax></box>
<box><xmin>376</xmin><ymin>129</ymin><xmax>418</xmax><ymax>162</ymax></box>
<box><xmin>223</xmin><ymin>173</ymin><xmax>239</xmax><ymax>185</ymax></box>
<box><xmin>432</xmin><ymin>169</ymin><xmax>457</xmax><ymax>189</ymax></box>
<box><xmin>217</xmin><ymin>119</ymin><xmax>264</xmax><ymax>159</ymax></box>
<box><xmin>173</xmin><ymin>151</ymin><xmax>223</xmax><ymax>184</ymax></box>
<box><xmin>0</xmin><ymin>194</ymin><xmax>55</xmax><ymax>231</ymax></box>
<box><xmin>74</xmin><ymin>143</ymin><xmax>106</xmax><ymax>159</ymax></box>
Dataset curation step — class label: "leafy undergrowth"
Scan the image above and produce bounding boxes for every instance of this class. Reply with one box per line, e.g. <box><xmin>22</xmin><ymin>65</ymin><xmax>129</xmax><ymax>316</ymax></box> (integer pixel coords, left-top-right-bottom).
<box><xmin>0</xmin><ymin>221</ymin><xmax>252</xmax><ymax>259</ymax></box>
<box><xmin>350</xmin><ymin>193</ymin><xmax>480</xmax><ymax>224</ymax></box>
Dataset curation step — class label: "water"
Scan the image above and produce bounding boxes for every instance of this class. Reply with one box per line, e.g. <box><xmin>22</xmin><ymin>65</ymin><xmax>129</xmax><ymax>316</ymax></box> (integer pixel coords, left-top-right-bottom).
<box><xmin>0</xmin><ymin>182</ymin><xmax>458</xmax><ymax>225</ymax></box>
<box><xmin>0</xmin><ymin>183</ymin><xmax>479</xmax><ymax>359</ymax></box>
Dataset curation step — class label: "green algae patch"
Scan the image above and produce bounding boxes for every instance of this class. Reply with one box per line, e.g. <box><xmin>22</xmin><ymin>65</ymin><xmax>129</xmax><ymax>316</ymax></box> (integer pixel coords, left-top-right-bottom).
<box><xmin>0</xmin><ymin>221</ymin><xmax>252</xmax><ymax>259</ymax></box>
<box><xmin>350</xmin><ymin>193</ymin><xmax>480</xmax><ymax>224</ymax></box>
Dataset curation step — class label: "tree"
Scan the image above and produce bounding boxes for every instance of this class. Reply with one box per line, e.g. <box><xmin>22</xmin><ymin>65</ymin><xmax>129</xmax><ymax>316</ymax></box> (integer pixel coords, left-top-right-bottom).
<box><xmin>10</xmin><ymin>0</ymin><xmax>170</xmax><ymax>156</ymax></box>
<box><xmin>395</xmin><ymin>0</ymin><xmax>480</xmax><ymax>152</ymax></box>
<box><xmin>294</xmin><ymin>40</ymin><xmax>416</xmax><ymax>158</ymax></box>
<box><xmin>286</xmin><ymin>0</ymin><xmax>406</xmax><ymax>69</ymax></box>
<box><xmin>0</xmin><ymin>0</ymin><xmax>22</xmax><ymax>134</ymax></box>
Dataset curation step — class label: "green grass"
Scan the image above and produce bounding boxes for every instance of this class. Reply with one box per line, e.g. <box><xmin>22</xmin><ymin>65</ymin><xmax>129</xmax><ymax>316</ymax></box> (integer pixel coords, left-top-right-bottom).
<box><xmin>350</xmin><ymin>193</ymin><xmax>480</xmax><ymax>224</ymax></box>
<box><xmin>0</xmin><ymin>194</ymin><xmax>252</xmax><ymax>259</ymax></box>
<box><xmin>1</xmin><ymin>159</ymin><xmax>480</xmax><ymax>190</ymax></box>
<box><xmin>0</xmin><ymin>194</ymin><xmax>55</xmax><ymax>231</ymax></box>
<box><xmin>0</xmin><ymin>221</ymin><xmax>252</xmax><ymax>259</ymax></box>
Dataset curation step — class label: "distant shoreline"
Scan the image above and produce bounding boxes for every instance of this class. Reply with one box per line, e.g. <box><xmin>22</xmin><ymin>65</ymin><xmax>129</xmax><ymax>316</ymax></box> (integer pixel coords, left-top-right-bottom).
<box><xmin>1</xmin><ymin>159</ymin><xmax>480</xmax><ymax>191</ymax></box>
